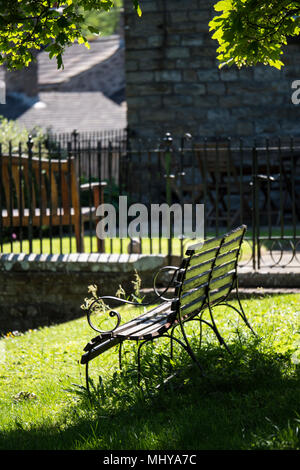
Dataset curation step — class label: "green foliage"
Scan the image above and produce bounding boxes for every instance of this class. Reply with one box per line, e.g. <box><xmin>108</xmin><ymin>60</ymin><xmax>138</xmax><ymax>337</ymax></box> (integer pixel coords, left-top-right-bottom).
<box><xmin>0</xmin><ymin>116</ymin><xmax>45</xmax><ymax>153</ymax></box>
<box><xmin>210</xmin><ymin>0</ymin><xmax>300</xmax><ymax>69</ymax></box>
<box><xmin>80</xmin><ymin>0</ymin><xmax>123</xmax><ymax>38</ymax></box>
<box><xmin>0</xmin><ymin>0</ymin><xmax>141</xmax><ymax>70</ymax></box>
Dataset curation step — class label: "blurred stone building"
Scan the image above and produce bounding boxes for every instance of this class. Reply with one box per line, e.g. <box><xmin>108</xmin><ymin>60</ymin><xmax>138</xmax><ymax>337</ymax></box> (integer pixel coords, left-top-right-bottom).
<box><xmin>2</xmin><ymin>36</ymin><xmax>126</xmax><ymax>133</ymax></box>
<box><xmin>123</xmin><ymin>0</ymin><xmax>300</xmax><ymax>143</ymax></box>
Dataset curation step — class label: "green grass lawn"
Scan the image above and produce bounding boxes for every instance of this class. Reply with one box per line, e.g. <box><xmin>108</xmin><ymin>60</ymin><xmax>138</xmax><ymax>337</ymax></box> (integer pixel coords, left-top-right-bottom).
<box><xmin>2</xmin><ymin>225</ymin><xmax>298</xmax><ymax>259</ymax></box>
<box><xmin>0</xmin><ymin>292</ymin><xmax>299</xmax><ymax>450</ymax></box>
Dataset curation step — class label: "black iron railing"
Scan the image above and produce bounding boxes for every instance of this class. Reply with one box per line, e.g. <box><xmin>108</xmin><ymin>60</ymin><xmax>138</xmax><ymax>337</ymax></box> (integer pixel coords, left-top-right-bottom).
<box><xmin>0</xmin><ymin>130</ymin><xmax>299</xmax><ymax>269</ymax></box>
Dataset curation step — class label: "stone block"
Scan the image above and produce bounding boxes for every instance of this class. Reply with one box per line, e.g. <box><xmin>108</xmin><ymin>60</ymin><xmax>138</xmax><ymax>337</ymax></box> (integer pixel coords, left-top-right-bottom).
<box><xmin>126</xmin><ymin>71</ymin><xmax>154</xmax><ymax>84</ymax></box>
<box><xmin>207</xmin><ymin>82</ymin><xmax>226</xmax><ymax>95</ymax></box>
<box><xmin>126</xmin><ymin>82</ymin><xmax>173</xmax><ymax>96</ymax></box>
<box><xmin>181</xmin><ymin>35</ymin><xmax>204</xmax><ymax>47</ymax></box>
<box><xmin>166</xmin><ymin>47</ymin><xmax>190</xmax><ymax>59</ymax></box>
<box><xmin>183</xmin><ymin>69</ymin><xmax>198</xmax><ymax>82</ymax></box>
<box><xmin>197</xmin><ymin>68</ymin><xmax>220</xmax><ymax>82</ymax></box>
<box><xmin>174</xmin><ymin>83</ymin><xmax>206</xmax><ymax>95</ymax></box>
<box><xmin>155</xmin><ymin>70</ymin><xmax>182</xmax><ymax>82</ymax></box>
<box><xmin>220</xmin><ymin>68</ymin><xmax>239</xmax><ymax>81</ymax></box>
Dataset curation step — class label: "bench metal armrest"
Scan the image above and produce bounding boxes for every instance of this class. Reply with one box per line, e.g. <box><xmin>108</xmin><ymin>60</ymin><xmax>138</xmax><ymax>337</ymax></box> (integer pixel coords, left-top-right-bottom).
<box><xmin>86</xmin><ymin>295</ymin><xmax>152</xmax><ymax>335</ymax></box>
<box><xmin>153</xmin><ymin>265</ymin><xmax>181</xmax><ymax>301</ymax></box>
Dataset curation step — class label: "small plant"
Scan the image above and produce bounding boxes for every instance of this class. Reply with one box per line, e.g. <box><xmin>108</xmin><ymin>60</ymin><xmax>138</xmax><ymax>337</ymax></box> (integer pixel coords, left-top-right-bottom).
<box><xmin>0</xmin><ymin>116</ymin><xmax>45</xmax><ymax>154</ymax></box>
<box><xmin>252</xmin><ymin>416</ymin><xmax>300</xmax><ymax>450</ymax></box>
<box><xmin>131</xmin><ymin>270</ymin><xmax>144</xmax><ymax>304</ymax></box>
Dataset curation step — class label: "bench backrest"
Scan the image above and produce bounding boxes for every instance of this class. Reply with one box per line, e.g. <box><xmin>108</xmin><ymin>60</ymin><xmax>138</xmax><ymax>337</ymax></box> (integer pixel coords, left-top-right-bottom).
<box><xmin>172</xmin><ymin>225</ymin><xmax>246</xmax><ymax>321</ymax></box>
<box><xmin>194</xmin><ymin>141</ymin><xmax>238</xmax><ymax>179</ymax></box>
<box><xmin>0</xmin><ymin>154</ymin><xmax>79</xmax><ymax>215</ymax></box>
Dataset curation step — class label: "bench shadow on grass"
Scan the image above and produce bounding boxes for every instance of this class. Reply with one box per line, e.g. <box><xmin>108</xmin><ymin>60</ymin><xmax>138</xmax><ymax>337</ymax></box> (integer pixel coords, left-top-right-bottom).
<box><xmin>1</xmin><ymin>333</ymin><xmax>299</xmax><ymax>451</ymax></box>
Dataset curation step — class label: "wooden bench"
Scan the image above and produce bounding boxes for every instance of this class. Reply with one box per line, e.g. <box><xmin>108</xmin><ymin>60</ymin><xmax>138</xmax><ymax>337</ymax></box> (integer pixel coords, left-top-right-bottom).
<box><xmin>0</xmin><ymin>153</ymin><xmax>106</xmax><ymax>252</ymax></box>
<box><xmin>81</xmin><ymin>225</ymin><xmax>255</xmax><ymax>391</ymax></box>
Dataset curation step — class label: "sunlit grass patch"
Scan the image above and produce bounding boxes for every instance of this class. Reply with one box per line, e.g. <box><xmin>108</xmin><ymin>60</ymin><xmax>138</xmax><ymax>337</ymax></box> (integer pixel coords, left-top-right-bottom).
<box><xmin>0</xmin><ymin>293</ymin><xmax>299</xmax><ymax>450</ymax></box>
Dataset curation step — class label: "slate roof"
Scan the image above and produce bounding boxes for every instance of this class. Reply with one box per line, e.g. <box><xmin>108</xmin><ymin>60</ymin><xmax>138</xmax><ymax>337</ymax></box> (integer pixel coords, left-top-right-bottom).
<box><xmin>9</xmin><ymin>91</ymin><xmax>127</xmax><ymax>134</ymax></box>
<box><xmin>38</xmin><ymin>35</ymin><xmax>121</xmax><ymax>88</ymax></box>
<box><xmin>0</xmin><ymin>36</ymin><xmax>126</xmax><ymax>134</ymax></box>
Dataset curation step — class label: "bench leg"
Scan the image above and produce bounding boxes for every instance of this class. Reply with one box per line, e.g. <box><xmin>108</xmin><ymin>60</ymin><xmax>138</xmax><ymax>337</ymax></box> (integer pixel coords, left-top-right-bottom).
<box><xmin>207</xmin><ymin>304</ymin><xmax>232</xmax><ymax>355</ymax></box>
<box><xmin>217</xmin><ymin>284</ymin><xmax>257</xmax><ymax>336</ymax></box>
<box><xmin>119</xmin><ymin>342</ymin><xmax>123</xmax><ymax>370</ymax></box>
<box><xmin>137</xmin><ymin>339</ymin><xmax>152</xmax><ymax>387</ymax></box>
<box><xmin>170</xmin><ymin>325</ymin><xmax>177</xmax><ymax>360</ymax></box>
<box><xmin>236</xmin><ymin>294</ymin><xmax>257</xmax><ymax>335</ymax></box>
<box><xmin>177</xmin><ymin>323</ymin><xmax>204</xmax><ymax>373</ymax></box>
<box><xmin>218</xmin><ymin>301</ymin><xmax>256</xmax><ymax>336</ymax></box>
<box><xmin>137</xmin><ymin>333</ymin><xmax>204</xmax><ymax>387</ymax></box>
<box><xmin>85</xmin><ymin>361</ymin><xmax>91</xmax><ymax>397</ymax></box>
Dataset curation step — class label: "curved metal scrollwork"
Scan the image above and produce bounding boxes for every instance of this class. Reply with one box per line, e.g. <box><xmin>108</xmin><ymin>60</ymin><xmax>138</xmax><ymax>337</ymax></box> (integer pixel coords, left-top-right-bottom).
<box><xmin>153</xmin><ymin>265</ymin><xmax>181</xmax><ymax>301</ymax></box>
<box><xmin>86</xmin><ymin>295</ymin><xmax>156</xmax><ymax>335</ymax></box>
<box><xmin>87</xmin><ymin>297</ymin><xmax>122</xmax><ymax>334</ymax></box>
<box><xmin>258</xmin><ymin>238</ymin><xmax>300</xmax><ymax>268</ymax></box>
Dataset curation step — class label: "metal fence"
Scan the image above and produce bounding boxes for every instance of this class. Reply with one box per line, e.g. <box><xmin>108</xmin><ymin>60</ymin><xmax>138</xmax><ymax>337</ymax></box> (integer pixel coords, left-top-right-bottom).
<box><xmin>0</xmin><ymin>129</ymin><xmax>299</xmax><ymax>270</ymax></box>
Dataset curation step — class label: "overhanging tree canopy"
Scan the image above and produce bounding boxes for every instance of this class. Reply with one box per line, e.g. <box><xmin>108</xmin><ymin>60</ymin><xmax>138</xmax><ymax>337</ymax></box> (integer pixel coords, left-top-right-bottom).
<box><xmin>209</xmin><ymin>0</ymin><xmax>300</xmax><ymax>69</ymax></box>
<box><xmin>0</xmin><ymin>0</ymin><xmax>141</xmax><ymax>70</ymax></box>
<box><xmin>2</xmin><ymin>1</ymin><xmax>300</xmax><ymax>70</ymax></box>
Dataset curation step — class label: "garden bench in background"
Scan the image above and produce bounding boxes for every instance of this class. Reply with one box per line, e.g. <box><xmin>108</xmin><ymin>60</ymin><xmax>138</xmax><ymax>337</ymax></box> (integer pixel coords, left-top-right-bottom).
<box><xmin>0</xmin><ymin>153</ymin><xmax>106</xmax><ymax>252</ymax></box>
<box><xmin>81</xmin><ymin>225</ymin><xmax>256</xmax><ymax>392</ymax></box>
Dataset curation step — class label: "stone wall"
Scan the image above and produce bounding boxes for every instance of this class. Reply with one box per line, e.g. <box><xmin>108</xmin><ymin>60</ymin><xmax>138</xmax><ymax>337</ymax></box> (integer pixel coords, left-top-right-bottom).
<box><xmin>124</xmin><ymin>0</ymin><xmax>300</xmax><ymax>143</ymax></box>
<box><xmin>1</xmin><ymin>252</ymin><xmax>299</xmax><ymax>334</ymax></box>
<box><xmin>5</xmin><ymin>58</ymin><xmax>38</xmax><ymax>97</ymax></box>
<box><xmin>0</xmin><ymin>253</ymin><xmax>165</xmax><ymax>334</ymax></box>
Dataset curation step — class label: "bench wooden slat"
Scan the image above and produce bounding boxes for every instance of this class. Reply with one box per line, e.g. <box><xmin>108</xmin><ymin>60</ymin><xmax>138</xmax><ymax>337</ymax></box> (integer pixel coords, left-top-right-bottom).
<box><xmin>185</xmin><ymin>257</ymin><xmax>215</xmax><ymax>281</ymax></box>
<box><xmin>211</xmin><ymin>259</ymin><xmax>236</xmax><ymax>279</ymax></box>
<box><xmin>187</xmin><ymin>234</ymin><xmax>242</xmax><ymax>270</ymax></box>
<box><xmin>214</xmin><ymin>248</ymin><xmax>239</xmax><ymax>268</ymax></box>
<box><xmin>184</xmin><ymin>247</ymin><xmax>238</xmax><ymax>285</ymax></box>
<box><xmin>218</xmin><ymin>236</ymin><xmax>242</xmax><ymax>256</ymax></box>
<box><xmin>221</xmin><ymin>225</ymin><xmax>245</xmax><ymax>244</ymax></box>
<box><xmin>113</xmin><ymin>303</ymin><xmax>173</xmax><ymax>340</ymax></box>
<box><xmin>186</xmin><ymin>225</ymin><xmax>245</xmax><ymax>256</ymax></box>
<box><xmin>208</xmin><ymin>281</ymin><xmax>234</xmax><ymax>304</ymax></box>
<box><xmin>182</xmin><ymin>258</ymin><xmax>236</xmax><ymax>293</ymax></box>
<box><xmin>210</xmin><ymin>271</ymin><xmax>235</xmax><ymax>292</ymax></box>
<box><xmin>182</xmin><ymin>270</ymin><xmax>210</xmax><ymax>293</ymax></box>
<box><xmin>187</xmin><ymin>246</ymin><xmax>219</xmax><ymax>269</ymax></box>
<box><xmin>186</xmin><ymin>236</ymin><xmax>242</xmax><ymax>278</ymax></box>
<box><xmin>81</xmin><ymin>225</ymin><xmax>254</xmax><ymax>388</ymax></box>
<box><xmin>125</xmin><ymin>314</ymin><xmax>174</xmax><ymax>340</ymax></box>
<box><xmin>81</xmin><ymin>336</ymin><xmax>122</xmax><ymax>364</ymax></box>
<box><xmin>180</xmin><ymin>278</ymin><xmax>235</xmax><ymax>318</ymax></box>
<box><xmin>180</xmin><ymin>269</ymin><xmax>235</xmax><ymax>312</ymax></box>
<box><xmin>181</xmin><ymin>285</ymin><xmax>207</xmax><ymax>308</ymax></box>
<box><xmin>180</xmin><ymin>293</ymin><xmax>206</xmax><ymax>317</ymax></box>
<box><xmin>91</xmin><ymin>301</ymin><xmax>172</xmax><ymax>343</ymax></box>
<box><xmin>186</xmin><ymin>237</ymin><xmax>222</xmax><ymax>256</ymax></box>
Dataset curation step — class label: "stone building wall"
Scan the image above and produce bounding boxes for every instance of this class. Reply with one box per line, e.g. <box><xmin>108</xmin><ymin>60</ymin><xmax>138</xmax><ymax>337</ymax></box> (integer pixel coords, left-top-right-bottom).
<box><xmin>124</xmin><ymin>0</ymin><xmax>300</xmax><ymax>143</ymax></box>
<box><xmin>5</xmin><ymin>58</ymin><xmax>38</xmax><ymax>97</ymax></box>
